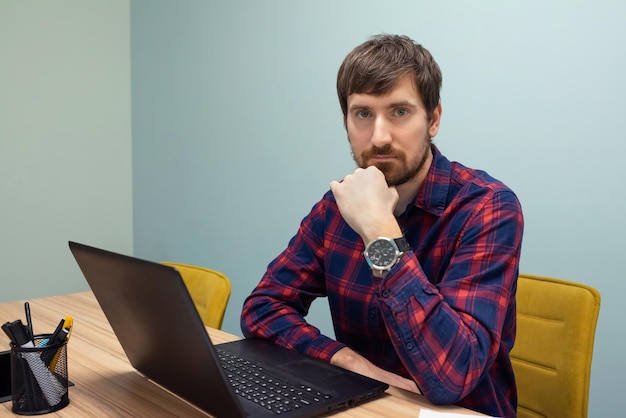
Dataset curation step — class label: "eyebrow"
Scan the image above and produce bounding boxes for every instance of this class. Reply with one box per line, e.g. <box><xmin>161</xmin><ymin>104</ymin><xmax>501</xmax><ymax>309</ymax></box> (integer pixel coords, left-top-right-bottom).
<box><xmin>348</xmin><ymin>100</ymin><xmax>418</xmax><ymax>112</ymax></box>
<box><xmin>387</xmin><ymin>100</ymin><xmax>417</xmax><ymax>109</ymax></box>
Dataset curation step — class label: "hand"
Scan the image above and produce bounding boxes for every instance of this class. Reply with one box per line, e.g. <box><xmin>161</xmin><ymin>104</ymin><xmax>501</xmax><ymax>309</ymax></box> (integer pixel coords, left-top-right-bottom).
<box><xmin>330</xmin><ymin>347</ymin><xmax>420</xmax><ymax>394</ymax></box>
<box><xmin>330</xmin><ymin>167</ymin><xmax>402</xmax><ymax>243</ymax></box>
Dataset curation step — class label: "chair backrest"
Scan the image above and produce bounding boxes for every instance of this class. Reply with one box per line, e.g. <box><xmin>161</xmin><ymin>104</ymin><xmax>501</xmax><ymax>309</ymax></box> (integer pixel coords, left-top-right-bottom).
<box><xmin>161</xmin><ymin>262</ymin><xmax>231</xmax><ymax>329</ymax></box>
<box><xmin>511</xmin><ymin>274</ymin><xmax>601</xmax><ymax>418</ymax></box>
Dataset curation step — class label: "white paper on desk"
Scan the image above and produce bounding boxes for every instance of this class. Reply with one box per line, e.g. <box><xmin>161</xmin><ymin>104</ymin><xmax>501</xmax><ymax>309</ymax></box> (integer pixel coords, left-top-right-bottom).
<box><xmin>419</xmin><ymin>408</ymin><xmax>493</xmax><ymax>418</ymax></box>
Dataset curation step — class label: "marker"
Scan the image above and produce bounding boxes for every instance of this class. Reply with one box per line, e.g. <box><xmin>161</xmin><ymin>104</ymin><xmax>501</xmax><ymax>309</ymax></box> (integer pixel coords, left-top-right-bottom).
<box><xmin>62</xmin><ymin>316</ymin><xmax>73</xmax><ymax>342</ymax></box>
<box><xmin>1</xmin><ymin>321</ymin><xmax>18</xmax><ymax>343</ymax></box>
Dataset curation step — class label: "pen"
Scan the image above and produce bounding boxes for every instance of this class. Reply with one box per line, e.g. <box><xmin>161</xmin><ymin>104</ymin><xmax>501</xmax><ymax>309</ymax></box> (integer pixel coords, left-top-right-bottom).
<box><xmin>47</xmin><ymin>318</ymin><xmax>65</xmax><ymax>346</ymax></box>
<box><xmin>36</xmin><ymin>318</ymin><xmax>63</xmax><ymax>347</ymax></box>
<box><xmin>54</xmin><ymin>316</ymin><xmax>73</xmax><ymax>346</ymax></box>
<box><xmin>24</xmin><ymin>302</ymin><xmax>33</xmax><ymax>343</ymax></box>
<box><xmin>40</xmin><ymin>318</ymin><xmax>66</xmax><ymax>365</ymax></box>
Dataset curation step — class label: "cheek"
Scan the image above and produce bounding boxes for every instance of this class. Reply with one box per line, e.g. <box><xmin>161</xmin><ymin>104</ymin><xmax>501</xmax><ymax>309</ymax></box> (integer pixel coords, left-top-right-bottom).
<box><xmin>347</xmin><ymin>121</ymin><xmax>372</xmax><ymax>144</ymax></box>
<box><xmin>404</xmin><ymin>123</ymin><xmax>430</xmax><ymax>143</ymax></box>
<box><xmin>346</xmin><ymin>135</ymin><xmax>368</xmax><ymax>164</ymax></box>
<box><xmin>347</xmin><ymin>127</ymin><xmax>364</xmax><ymax>149</ymax></box>
<box><xmin>347</xmin><ymin>136</ymin><xmax>365</xmax><ymax>159</ymax></box>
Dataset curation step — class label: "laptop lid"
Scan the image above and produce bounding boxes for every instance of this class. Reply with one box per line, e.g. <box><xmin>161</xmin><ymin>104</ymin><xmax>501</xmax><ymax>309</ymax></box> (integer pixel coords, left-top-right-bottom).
<box><xmin>68</xmin><ymin>241</ymin><xmax>388</xmax><ymax>417</ymax></box>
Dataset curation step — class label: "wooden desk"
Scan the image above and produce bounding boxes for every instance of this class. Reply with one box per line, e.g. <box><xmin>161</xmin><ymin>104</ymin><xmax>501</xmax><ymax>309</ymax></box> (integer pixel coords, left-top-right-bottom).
<box><xmin>0</xmin><ymin>293</ymin><xmax>486</xmax><ymax>417</ymax></box>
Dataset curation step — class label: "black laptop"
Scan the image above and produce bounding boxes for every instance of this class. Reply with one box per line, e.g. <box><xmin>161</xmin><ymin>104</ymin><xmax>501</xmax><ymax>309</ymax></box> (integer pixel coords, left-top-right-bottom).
<box><xmin>68</xmin><ymin>241</ymin><xmax>388</xmax><ymax>417</ymax></box>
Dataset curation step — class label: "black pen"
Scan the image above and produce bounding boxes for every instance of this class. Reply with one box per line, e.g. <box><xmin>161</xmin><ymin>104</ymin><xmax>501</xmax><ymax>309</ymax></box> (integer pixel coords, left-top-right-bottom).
<box><xmin>24</xmin><ymin>301</ymin><xmax>33</xmax><ymax>342</ymax></box>
<box><xmin>47</xmin><ymin>318</ymin><xmax>65</xmax><ymax>346</ymax></box>
<box><xmin>40</xmin><ymin>318</ymin><xmax>66</xmax><ymax>366</ymax></box>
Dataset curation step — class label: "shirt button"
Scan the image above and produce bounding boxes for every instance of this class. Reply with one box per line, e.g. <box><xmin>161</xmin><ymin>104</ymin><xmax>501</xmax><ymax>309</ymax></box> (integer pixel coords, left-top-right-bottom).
<box><xmin>381</xmin><ymin>289</ymin><xmax>390</xmax><ymax>298</ymax></box>
<box><xmin>406</xmin><ymin>342</ymin><xmax>414</xmax><ymax>350</ymax></box>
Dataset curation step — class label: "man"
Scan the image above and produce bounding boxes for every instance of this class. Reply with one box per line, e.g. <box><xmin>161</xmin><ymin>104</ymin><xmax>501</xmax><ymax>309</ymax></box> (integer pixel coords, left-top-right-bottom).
<box><xmin>241</xmin><ymin>34</ymin><xmax>523</xmax><ymax>417</ymax></box>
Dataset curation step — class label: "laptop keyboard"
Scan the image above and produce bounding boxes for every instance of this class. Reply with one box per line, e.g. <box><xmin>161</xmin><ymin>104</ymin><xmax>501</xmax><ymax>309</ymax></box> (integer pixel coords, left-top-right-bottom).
<box><xmin>217</xmin><ymin>348</ymin><xmax>332</xmax><ymax>415</ymax></box>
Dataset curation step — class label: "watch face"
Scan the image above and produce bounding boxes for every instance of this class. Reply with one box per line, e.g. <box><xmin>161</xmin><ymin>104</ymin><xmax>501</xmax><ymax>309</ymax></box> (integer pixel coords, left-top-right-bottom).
<box><xmin>365</xmin><ymin>239</ymin><xmax>397</xmax><ymax>269</ymax></box>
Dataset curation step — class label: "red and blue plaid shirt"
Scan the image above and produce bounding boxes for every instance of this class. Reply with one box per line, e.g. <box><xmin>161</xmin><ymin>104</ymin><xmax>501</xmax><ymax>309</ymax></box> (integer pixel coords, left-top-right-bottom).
<box><xmin>241</xmin><ymin>146</ymin><xmax>523</xmax><ymax>417</ymax></box>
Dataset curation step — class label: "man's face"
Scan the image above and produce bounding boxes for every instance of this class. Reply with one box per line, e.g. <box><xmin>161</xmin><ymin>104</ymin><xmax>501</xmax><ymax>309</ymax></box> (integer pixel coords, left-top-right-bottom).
<box><xmin>346</xmin><ymin>73</ymin><xmax>441</xmax><ymax>186</ymax></box>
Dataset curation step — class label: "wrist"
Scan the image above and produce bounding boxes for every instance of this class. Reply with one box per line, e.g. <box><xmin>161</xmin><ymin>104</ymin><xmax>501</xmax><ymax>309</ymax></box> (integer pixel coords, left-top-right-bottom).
<box><xmin>330</xmin><ymin>347</ymin><xmax>370</xmax><ymax>373</ymax></box>
<box><xmin>361</xmin><ymin>222</ymin><xmax>402</xmax><ymax>245</ymax></box>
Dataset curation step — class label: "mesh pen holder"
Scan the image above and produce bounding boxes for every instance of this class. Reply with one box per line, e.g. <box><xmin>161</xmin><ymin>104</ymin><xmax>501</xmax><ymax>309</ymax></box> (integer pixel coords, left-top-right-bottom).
<box><xmin>10</xmin><ymin>334</ymin><xmax>69</xmax><ymax>415</ymax></box>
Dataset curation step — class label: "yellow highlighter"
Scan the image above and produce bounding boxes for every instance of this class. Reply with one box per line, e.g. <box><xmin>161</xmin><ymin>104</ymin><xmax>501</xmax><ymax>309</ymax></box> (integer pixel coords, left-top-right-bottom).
<box><xmin>48</xmin><ymin>315</ymin><xmax>73</xmax><ymax>371</ymax></box>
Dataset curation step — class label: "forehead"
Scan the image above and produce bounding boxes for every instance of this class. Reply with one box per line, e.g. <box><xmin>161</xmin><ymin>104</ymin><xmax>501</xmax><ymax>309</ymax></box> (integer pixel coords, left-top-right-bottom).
<box><xmin>347</xmin><ymin>74</ymin><xmax>422</xmax><ymax>109</ymax></box>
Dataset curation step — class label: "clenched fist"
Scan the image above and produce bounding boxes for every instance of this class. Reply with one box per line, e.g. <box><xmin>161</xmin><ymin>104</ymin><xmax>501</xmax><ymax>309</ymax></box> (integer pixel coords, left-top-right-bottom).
<box><xmin>330</xmin><ymin>166</ymin><xmax>403</xmax><ymax>244</ymax></box>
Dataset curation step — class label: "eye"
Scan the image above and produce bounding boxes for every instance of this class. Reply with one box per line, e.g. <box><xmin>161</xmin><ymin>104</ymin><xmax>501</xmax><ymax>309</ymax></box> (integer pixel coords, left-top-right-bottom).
<box><xmin>356</xmin><ymin>110</ymin><xmax>370</xmax><ymax>119</ymax></box>
<box><xmin>394</xmin><ymin>108</ymin><xmax>409</xmax><ymax>117</ymax></box>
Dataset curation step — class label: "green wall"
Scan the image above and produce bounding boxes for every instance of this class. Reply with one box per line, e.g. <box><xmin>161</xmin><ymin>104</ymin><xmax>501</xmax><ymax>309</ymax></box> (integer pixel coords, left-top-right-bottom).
<box><xmin>0</xmin><ymin>1</ymin><xmax>133</xmax><ymax>301</ymax></box>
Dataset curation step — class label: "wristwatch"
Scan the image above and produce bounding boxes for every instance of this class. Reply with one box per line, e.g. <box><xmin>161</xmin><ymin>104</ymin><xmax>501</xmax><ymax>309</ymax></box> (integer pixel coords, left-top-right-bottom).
<box><xmin>363</xmin><ymin>237</ymin><xmax>410</xmax><ymax>278</ymax></box>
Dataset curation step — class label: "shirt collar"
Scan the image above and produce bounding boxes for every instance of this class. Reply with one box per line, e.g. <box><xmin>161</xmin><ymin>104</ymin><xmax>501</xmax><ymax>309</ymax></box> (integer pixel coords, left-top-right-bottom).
<box><xmin>412</xmin><ymin>144</ymin><xmax>451</xmax><ymax>216</ymax></box>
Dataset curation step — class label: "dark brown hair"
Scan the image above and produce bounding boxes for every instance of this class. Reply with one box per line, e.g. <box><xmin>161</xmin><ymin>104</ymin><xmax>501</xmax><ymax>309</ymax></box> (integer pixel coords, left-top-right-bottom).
<box><xmin>337</xmin><ymin>34</ymin><xmax>442</xmax><ymax>121</ymax></box>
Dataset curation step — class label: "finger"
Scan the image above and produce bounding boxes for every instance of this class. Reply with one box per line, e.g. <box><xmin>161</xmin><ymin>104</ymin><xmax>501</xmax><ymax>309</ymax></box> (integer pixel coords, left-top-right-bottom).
<box><xmin>330</xmin><ymin>180</ymin><xmax>342</xmax><ymax>194</ymax></box>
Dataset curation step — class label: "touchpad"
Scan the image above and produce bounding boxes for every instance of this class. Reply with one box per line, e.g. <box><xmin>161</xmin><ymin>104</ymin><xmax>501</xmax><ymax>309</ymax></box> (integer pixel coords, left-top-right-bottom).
<box><xmin>278</xmin><ymin>358</ymin><xmax>342</xmax><ymax>382</ymax></box>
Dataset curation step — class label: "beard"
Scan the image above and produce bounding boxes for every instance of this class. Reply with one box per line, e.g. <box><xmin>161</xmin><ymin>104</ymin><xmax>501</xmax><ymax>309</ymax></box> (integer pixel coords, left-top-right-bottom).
<box><xmin>353</xmin><ymin>141</ymin><xmax>432</xmax><ymax>186</ymax></box>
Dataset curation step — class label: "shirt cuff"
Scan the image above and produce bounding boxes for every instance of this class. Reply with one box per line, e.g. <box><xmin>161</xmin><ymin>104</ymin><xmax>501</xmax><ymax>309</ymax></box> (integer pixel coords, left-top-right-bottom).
<box><xmin>303</xmin><ymin>335</ymin><xmax>347</xmax><ymax>363</ymax></box>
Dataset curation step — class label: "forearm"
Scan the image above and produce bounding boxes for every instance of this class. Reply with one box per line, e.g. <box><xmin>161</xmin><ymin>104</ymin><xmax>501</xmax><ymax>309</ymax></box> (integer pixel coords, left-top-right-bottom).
<box><xmin>241</xmin><ymin>289</ymin><xmax>345</xmax><ymax>361</ymax></box>
<box><xmin>330</xmin><ymin>347</ymin><xmax>420</xmax><ymax>393</ymax></box>
<box><xmin>380</xmin><ymin>250</ymin><xmax>519</xmax><ymax>403</ymax></box>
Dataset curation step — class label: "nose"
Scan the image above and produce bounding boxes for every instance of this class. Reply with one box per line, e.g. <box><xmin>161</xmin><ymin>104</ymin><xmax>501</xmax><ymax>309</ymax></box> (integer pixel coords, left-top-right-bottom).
<box><xmin>371</xmin><ymin>116</ymin><xmax>392</xmax><ymax>147</ymax></box>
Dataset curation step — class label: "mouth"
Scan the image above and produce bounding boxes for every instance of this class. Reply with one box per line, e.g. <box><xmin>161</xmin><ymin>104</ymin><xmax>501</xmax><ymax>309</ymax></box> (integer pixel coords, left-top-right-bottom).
<box><xmin>368</xmin><ymin>155</ymin><xmax>397</xmax><ymax>163</ymax></box>
<box><xmin>360</xmin><ymin>145</ymin><xmax>403</xmax><ymax>167</ymax></box>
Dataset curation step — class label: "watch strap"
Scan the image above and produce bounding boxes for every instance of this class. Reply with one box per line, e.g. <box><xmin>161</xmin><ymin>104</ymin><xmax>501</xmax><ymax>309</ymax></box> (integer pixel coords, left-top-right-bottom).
<box><xmin>393</xmin><ymin>237</ymin><xmax>410</xmax><ymax>254</ymax></box>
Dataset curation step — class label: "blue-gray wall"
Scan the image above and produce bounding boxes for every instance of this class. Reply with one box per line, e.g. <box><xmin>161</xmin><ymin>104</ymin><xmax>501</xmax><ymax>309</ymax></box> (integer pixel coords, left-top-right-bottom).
<box><xmin>131</xmin><ymin>1</ymin><xmax>625</xmax><ymax>416</ymax></box>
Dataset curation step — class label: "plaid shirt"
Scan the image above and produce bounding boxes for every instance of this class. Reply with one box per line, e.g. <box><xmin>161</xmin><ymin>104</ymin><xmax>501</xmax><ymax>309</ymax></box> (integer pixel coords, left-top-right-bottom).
<box><xmin>241</xmin><ymin>146</ymin><xmax>523</xmax><ymax>417</ymax></box>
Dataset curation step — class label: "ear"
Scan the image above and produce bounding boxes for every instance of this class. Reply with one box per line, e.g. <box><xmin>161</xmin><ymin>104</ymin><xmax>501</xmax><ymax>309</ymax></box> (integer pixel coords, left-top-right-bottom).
<box><xmin>428</xmin><ymin>103</ymin><xmax>442</xmax><ymax>138</ymax></box>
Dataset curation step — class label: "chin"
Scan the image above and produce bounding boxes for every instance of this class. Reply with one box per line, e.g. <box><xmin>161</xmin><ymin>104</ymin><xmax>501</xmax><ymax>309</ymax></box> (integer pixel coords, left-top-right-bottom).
<box><xmin>385</xmin><ymin>169</ymin><xmax>420</xmax><ymax>187</ymax></box>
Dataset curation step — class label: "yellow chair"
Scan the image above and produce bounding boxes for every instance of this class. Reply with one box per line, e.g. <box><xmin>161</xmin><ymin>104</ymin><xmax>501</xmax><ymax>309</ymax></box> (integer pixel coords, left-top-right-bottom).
<box><xmin>161</xmin><ymin>262</ymin><xmax>231</xmax><ymax>329</ymax></box>
<box><xmin>511</xmin><ymin>274</ymin><xmax>601</xmax><ymax>418</ymax></box>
